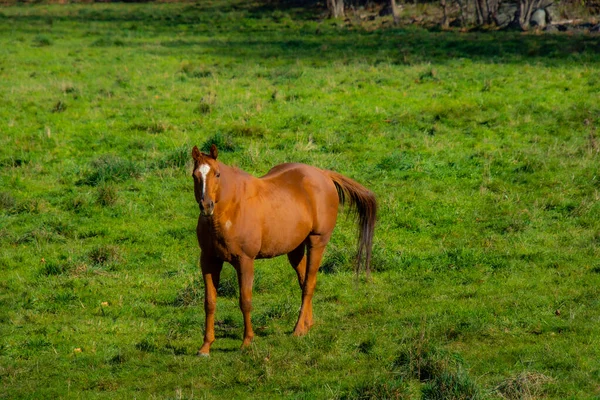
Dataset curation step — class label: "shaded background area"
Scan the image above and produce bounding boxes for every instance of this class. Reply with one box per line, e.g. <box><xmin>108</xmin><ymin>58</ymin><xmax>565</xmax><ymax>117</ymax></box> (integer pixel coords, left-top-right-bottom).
<box><xmin>1</xmin><ymin>1</ymin><xmax>599</xmax><ymax>66</ymax></box>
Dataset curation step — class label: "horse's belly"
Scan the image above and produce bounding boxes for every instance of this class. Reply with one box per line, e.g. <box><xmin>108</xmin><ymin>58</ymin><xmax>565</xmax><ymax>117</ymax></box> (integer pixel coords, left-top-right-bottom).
<box><xmin>256</xmin><ymin>216</ymin><xmax>312</xmax><ymax>259</ymax></box>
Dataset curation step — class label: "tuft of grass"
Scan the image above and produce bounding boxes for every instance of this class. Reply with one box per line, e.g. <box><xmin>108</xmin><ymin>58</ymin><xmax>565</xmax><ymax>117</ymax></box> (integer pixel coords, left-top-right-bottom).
<box><xmin>376</xmin><ymin>151</ymin><xmax>414</xmax><ymax>172</ymax></box>
<box><xmin>91</xmin><ymin>36</ymin><xmax>125</xmax><ymax>47</ymax></box>
<box><xmin>201</xmin><ymin>132</ymin><xmax>238</xmax><ymax>153</ymax></box>
<box><xmin>179</xmin><ymin>61</ymin><xmax>212</xmax><ymax>78</ymax></box>
<box><xmin>13</xmin><ymin>198</ymin><xmax>47</xmax><ymax>215</ymax></box>
<box><xmin>394</xmin><ymin>341</ymin><xmax>482</xmax><ymax>399</ymax></box>
<box><xmin>196</xmin><ymin>91</ymin><xmax>217</xmax><ymax>115</ymax></box>
<box><xmin>51</xmin><ymin>100</ymin><xmax>67</xmax><ymax>113</ymax></box>
<box><xmin>228</xmin><ymin>124</ymin><xmax>267</xmax><ymax>139</ymax></box>
<box><xmin>155</xmin><ymin>145</ymin><xmax>191</xmax><ymax>170</ymax></box>
<box><xmin>321</xmin><ymin>247</ymin><xmax>350</xmax><ymax>274</ymax></box>
<box><xmin>341</xmin><ymin>376</ymin><xmax>409</xmax><ymax>399</ymax></box>
<box><xmin>135</xmin><ymin>337</ymin><xmax>158</xmax><ymax>353</ymax></box>
<box><xmin>39</xmin><ymin>260</ymin><xmax>73</xmax><ymax>277</ymax></box>
<box><xmin>0</xmin><ymin>192</ymin><xmax>16</xmax><ymax>210</ymax></box>
<box><xmin>495</xmin><ymin>371</ymin><xmax>554</xmax><ymax>400</ymax></box>
<box><xmin>129</xmin><ymin>121</ymin><xmax>168</xmax><ymax>134</ymax></box>
<box><xmin>172</xmin><ymin>277</ymin><xmax>203</xmax><ymax>307</ymax></box>
<box><xmin>80</xmin><ymin>155</ymin><xmax>142</xmax><ymax>186</ymax></box>
<box><xmin>32</xmin><ymin>35</ymin><xmax>52</xmax><ymax>47</ymax></box>
<box><xmin>88</xmin><ymin>245</ymin><xmax>121</xmax><ymax>267</ymax></box>
<box><xmin>422</xmin><ymin>369</ymin><xmax>481</xmax><ymax>400</ymax></box>
<box><xmin>96</xmin><ymin>184</ymin><xmax>118</xmax><ymax>207</ymax></box>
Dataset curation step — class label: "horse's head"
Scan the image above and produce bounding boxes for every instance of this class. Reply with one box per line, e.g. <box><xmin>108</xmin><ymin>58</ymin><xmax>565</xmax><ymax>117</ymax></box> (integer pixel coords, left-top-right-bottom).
<box><xmin>192</xmin><ymin>144</ymin><xmax>221</xmax><ymax>217</ymax></box>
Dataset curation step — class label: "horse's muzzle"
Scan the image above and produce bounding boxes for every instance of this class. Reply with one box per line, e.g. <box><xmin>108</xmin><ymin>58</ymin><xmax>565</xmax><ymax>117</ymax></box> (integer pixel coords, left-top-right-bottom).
<box><xmin>199</xmin><ymin>200</ymin><xmax>215</xmax><ymax>217</ymax></box>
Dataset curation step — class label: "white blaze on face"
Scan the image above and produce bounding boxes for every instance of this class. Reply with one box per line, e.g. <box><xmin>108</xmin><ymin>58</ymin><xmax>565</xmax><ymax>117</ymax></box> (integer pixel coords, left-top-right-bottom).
<box><xmin>198</xmin><ymin>164</ymin><xmax>211</xmax><ymax>197</ymax></box>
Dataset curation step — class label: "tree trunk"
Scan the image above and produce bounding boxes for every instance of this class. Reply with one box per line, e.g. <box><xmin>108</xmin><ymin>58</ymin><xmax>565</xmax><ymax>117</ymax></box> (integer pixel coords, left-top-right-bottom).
<box><xmin>440</xmin><ymin>0</ymin><xmax>449</xmax><ymax>28</ymax></box>
<box><xmin>455</xmin><ymin>0</ymin><xmax>468</xmax><ymax>26</ymax></box>
<box><xmin>327</xmin><ymin>0</ymin><xmax>345</xmax><ymax>19</ymax></box>
<box><xmin>391</xmin><ymin>0</ymin><xmax>401</xmax><ymax>25</ymax></box>
<box><xmin>518</xmin><ymin>0</ymin><xmax>543</xmax><ymax>30</ymax></box>
<box><xmin>475</xmin><ymin>0</ymin><xmax>484</xmax><ymax>25</ymax></box>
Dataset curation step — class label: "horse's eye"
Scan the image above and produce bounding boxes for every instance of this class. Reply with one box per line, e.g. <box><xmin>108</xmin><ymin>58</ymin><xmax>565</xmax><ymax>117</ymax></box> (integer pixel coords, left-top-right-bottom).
<box><xmin>216</xmin><ymin>172</ymin><xmax>221</xmax><ymax>178</ymax></box>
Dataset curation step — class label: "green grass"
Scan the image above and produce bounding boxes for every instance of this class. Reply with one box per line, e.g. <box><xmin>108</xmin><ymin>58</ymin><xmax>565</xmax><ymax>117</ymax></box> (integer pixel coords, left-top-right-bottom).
<box><xmin>1</xmin><ymin>1</ymin><xmax>600</xmax><ymax>398</ymax></box>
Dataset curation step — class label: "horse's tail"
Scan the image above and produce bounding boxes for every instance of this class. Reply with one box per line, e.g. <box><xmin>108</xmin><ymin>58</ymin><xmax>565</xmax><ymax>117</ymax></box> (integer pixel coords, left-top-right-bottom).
<box><xmin>324</xmin><ymin>170</ymin><xmax>377</xmax><ymax>275</ymax></box>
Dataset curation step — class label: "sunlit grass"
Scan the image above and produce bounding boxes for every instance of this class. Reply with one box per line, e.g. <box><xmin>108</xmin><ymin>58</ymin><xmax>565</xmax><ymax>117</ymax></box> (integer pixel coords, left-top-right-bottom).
<box><xmin>1</xmin><ymin>1</ymin><xmax>599</xmax><ymax>398</ymax></box>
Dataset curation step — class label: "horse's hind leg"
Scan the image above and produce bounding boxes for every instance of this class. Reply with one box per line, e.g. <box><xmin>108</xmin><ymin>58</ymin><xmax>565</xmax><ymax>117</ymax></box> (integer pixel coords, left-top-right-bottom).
<box><xmin>287</xmin><ymin>243</ymin><xmax>307</xmax><ymax>289</ymax></box>
<box><xmin>293</xmin><ymin>234</ymin><xmax>329</xmax><ymax>336</ymax></box>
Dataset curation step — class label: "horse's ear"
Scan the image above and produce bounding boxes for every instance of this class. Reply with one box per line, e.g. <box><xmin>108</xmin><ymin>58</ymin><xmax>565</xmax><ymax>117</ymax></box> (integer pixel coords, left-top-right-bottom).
<box><xmin>192</xmin><ymin>145</ymin><xmax>201</xmax><ymax>160</ymax></box>
<box><xmin>209</xmin><ymin>144</ymin><xmax>218</xmax><ymax>160</ymax></box>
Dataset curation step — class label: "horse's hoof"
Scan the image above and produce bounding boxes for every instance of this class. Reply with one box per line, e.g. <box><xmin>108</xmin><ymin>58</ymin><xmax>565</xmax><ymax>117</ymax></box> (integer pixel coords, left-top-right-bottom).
<box><xmin>197</xmin><ymin>351</ymin><xmax>210</xmax><ymax>357</ymax></box>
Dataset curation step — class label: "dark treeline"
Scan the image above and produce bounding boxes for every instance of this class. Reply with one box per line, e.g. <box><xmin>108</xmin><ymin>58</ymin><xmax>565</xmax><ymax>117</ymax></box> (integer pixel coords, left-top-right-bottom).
<box><xmin>4</xmin><ymin>0</ymin><xmax>599</xmax><ymax>31</ymax></box>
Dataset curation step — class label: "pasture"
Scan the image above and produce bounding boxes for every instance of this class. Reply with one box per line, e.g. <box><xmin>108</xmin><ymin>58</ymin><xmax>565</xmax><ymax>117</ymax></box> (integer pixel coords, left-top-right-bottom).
<box><xmin>1</xmin><ymin>1</ymin><xmax>599</xmax><ymax>398</ymax></box>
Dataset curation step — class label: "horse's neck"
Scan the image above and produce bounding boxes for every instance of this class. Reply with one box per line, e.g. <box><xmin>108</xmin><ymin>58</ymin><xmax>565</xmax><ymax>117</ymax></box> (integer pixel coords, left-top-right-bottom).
<box><xmin>218</xmin><ymin>163</ymin><xmax>256</xmax><ymax>206</ymax></box>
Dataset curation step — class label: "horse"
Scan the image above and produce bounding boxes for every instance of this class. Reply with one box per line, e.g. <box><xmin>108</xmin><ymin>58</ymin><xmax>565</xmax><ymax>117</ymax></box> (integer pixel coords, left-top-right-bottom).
<box><xmin>191</xmin><ymin>144</ymin><xmax>377</xmax><ymax>356</ymax></box>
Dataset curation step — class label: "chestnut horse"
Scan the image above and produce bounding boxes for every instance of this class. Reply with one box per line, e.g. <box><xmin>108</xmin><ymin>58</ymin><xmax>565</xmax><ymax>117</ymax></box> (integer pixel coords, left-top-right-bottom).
<box><xmin>192</xmin><ymin>144</ymin><xmax>376</xmax><ymax>356</ymax></box>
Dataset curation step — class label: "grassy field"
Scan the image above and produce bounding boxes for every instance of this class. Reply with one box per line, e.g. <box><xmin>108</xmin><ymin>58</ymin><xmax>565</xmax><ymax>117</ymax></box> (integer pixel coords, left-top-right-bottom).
<box><xmin>1</xmin><ymin>1</ymin><xmax>600</xmax><ymax>398</ymax></box>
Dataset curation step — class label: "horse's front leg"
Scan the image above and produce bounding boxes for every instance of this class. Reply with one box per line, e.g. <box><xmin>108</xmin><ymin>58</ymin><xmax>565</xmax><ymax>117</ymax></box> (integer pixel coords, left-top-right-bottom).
<box><xmin>198</xmin><ymin>254</ymin><xmax>223</xmax><ymax>356</ymax></box>
<box><xmin>234</xmin><ymin>257</ymin><xmax>255</xmax><ymax>348</ymax></box>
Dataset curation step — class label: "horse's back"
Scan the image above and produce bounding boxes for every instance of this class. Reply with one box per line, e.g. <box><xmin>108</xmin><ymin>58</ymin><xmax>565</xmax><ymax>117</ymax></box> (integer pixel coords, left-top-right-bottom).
<box><xmin>258</xmin><ymin>163</ymin><xmax>340</xmax><ymax>235</ymax></box>
<box><xmin>261</xmin><ymin>163</ymin><xmax>336</xmax><ymax>200</ymax></box>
